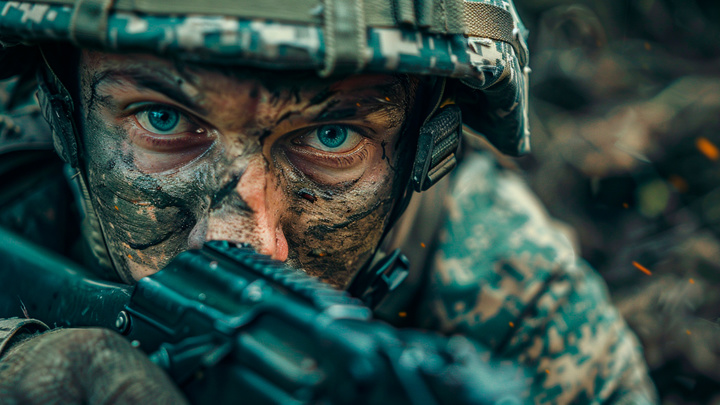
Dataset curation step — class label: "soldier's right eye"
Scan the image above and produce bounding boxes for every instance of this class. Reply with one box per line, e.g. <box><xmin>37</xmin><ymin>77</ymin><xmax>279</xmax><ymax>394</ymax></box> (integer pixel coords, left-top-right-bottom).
<box><xmin>123</xmin><ymin>103</ymin><xmax>216</xmax><ymax>172</ymax></box>
<box><xmin>142</xmin><ymin>107</ymin><xmax>179</xmax><ymax>133</ymax></box>
<box><xmin>134</xmin><ymin>104</ymin><xmax>205</xmax><ymax>137</ymax></box>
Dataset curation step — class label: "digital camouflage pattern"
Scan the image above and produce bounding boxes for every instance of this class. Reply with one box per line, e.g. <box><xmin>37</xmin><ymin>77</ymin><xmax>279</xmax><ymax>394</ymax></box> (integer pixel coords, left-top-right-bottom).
<box><xmin>0</xmin><ymin>0</ymin><xmax>529</xmax><ymax>155</ymax></box>
<box><xmin>414</xmin><ymin>151</ymin><xmax>658</xmax><ymax>404</ymax></box>
<box><xmin>0</xmin><ymin>1</ymin><xmax>518</xmax><ymax>83</ymax></box>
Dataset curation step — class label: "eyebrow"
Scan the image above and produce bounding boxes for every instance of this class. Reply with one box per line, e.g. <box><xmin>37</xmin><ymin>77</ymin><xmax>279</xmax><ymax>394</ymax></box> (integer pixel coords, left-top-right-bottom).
<box><xmin>309</xmin><ymin>82</ymin><xmax>407</xmax><ymax>124</ymax></box>
<box><xmin>91</xmin><ymin>67</ymin><xmax>407</xmax><ymax>127</ymax></box>
<box><xmin>91</xmin><ymin>68</ymin><xmax>208</xmax><ymax>115</ymax></box>
<box><xmin>310</xmin><ymin>99</ymin><xmax>400</xmax><ymax>124</ymax></box>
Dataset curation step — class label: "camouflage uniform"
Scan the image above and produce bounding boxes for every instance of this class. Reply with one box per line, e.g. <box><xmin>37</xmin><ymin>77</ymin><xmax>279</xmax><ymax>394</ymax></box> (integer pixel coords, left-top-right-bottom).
<box><xmin>407</xmin><ymin>149</ymin><xmax>658</xmax><ymax>403</ymax></box>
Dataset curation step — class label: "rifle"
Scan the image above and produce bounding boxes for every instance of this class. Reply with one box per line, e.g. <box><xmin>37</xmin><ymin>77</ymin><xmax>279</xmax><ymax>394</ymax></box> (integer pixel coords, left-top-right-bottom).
<box><xmin>0</xmin><ymin>226</ymin><xmax>528</xmax><ymax>404</ymax></box>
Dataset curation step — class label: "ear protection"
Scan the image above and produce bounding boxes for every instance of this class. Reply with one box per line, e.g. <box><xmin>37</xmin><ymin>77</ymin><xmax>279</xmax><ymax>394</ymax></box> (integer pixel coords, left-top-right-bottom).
<box><xmin>410</xmin><ymin>104</ymin><xmax>462</xmax><ymax>192</ymax></box>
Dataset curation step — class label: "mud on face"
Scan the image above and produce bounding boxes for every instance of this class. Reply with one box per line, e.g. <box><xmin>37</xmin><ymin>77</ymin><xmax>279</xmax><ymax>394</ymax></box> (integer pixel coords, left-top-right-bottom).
<box><xmin>78</xmin><ymin>51</ymin><xmax>416</xmax><ymax>287</ymax></box>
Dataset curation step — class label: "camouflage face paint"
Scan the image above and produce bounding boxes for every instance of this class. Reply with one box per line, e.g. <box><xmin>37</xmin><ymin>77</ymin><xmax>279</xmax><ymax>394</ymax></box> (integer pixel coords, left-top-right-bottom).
<box><xmin>79</xmin><ymin>51</ymin><xmax>414</xmax><ymax>287</ymax></box>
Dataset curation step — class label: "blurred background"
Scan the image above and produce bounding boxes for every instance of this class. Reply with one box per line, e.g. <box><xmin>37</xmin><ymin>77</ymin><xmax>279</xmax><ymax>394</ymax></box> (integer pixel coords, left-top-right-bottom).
<box><xmin>511</xmin><ymin>0</ymin><xmax>720</xmax><ymax>403</ymax></box>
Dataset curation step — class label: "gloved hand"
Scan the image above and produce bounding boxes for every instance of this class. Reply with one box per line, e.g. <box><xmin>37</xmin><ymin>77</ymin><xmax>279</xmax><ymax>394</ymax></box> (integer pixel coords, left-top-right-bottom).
<box><xmin>0</xmin><ymin>328</ymin><xmax>189</xmax><ymax>405</ymax></box>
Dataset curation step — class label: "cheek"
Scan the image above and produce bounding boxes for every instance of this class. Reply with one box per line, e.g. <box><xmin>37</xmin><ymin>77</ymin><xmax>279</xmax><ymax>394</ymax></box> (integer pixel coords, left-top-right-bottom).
<box><xmin>83</xmin><ymin>115</ymin><xmax>222</xmax><ymax>281</ymax></box>
<box><xmin>276</xmin><ymin>154</ymin><xmax>397</xmax><ymax>287</ymax></box>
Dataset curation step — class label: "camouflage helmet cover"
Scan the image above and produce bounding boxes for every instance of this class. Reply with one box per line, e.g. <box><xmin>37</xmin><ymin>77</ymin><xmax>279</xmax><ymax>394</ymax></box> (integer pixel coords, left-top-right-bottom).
<box><xmin>0</xmin><ymin>0</ymin><xmax>530</xmax><ymax>155</ymax></box>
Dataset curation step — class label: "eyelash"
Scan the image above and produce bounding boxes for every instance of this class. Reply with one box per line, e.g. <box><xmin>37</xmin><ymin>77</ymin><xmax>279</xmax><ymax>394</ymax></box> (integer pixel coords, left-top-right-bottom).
<box><xmin>130</xmin><ymin>103</ymin><xmax>202</xmax><ymax>128</ymax></box>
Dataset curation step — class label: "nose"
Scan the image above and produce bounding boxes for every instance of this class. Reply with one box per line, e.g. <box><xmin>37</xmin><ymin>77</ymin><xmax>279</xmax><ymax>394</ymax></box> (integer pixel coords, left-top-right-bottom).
<box><xmin>202</xmin><ymin>155</ymin><xmax>289</xmax><ymax>261</ymax></box>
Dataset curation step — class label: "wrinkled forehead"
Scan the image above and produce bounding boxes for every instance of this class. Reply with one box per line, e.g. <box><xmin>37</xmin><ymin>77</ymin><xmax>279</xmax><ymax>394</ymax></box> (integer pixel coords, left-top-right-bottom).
<box><xmin>79</xmin><ymin>50</ymin><xmax>411</xmax><ymax>104</ymax></box>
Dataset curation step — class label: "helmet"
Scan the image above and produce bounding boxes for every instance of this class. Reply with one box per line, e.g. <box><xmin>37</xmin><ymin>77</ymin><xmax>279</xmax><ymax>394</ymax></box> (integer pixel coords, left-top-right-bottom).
<box><xmin>0</xmin><ymin>0</ymin><xmax>530</xmax><ymax>158</ymax></box>
<box><xmin>0</xmin><ymin>0</ymin><xmax>530</xmax><ymax>282</ymax></box>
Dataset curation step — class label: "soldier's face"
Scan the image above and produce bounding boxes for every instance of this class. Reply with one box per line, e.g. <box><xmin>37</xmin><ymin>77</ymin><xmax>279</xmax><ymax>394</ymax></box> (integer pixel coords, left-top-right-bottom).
<box><xmin>78</xmin><ymin>51</ymin><xmax>414</xmax><ymax>286</ymax></box>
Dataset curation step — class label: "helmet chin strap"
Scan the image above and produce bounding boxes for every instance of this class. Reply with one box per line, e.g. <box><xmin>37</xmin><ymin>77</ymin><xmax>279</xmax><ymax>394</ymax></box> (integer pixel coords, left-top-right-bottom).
<box><xmin>346</xmin><ymin>77</ymin><xmax>464</xmax><ymax>308</ymax></box>
<box><xmin>64</xmin><ymin>164</ymin><xmax>124</xmax><ymax>282</ymax></box>
<box><xmin>36</xmin><ymin>47</ymin><xmax>123</xmax><ymax>282</ymax></box>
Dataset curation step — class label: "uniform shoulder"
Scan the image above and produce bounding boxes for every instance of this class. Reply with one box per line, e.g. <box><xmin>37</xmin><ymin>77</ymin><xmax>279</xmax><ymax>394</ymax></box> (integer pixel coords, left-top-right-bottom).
<box><xmin>415</xmin><ymin>151</ymin><xmax>657</xmax><ymax>403</ymax></box>
<box><xmin>418</xmin><ymin>151</ymin><xmax>580</xmax><ymax>347</ymax></box>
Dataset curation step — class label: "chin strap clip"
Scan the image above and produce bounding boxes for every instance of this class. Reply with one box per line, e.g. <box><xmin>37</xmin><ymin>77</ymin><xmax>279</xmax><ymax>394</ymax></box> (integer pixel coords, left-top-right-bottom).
<box><xmin>347</xmin><ymin>248</ymin><xmax>410</xmax><ymax>310</ymax></box>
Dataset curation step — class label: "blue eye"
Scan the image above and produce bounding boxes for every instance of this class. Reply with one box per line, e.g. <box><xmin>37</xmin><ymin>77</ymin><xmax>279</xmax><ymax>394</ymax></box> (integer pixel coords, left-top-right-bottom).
<box><xmin>135</xmin><ymin>105</ymin><xmax>201</xmax><ymax>136</ymax></box>
<box><xmin>292</xmin><ymin>124</ymin><xmax>363</xmax><ymax>153</ymax></box>
<box><xmin>146</xmin><ymin>107</ymin><xmax>180</xmax><ymax>132</ymax></box>
<box><xmin>317</xmin><ymin>125</ymin><xmax>347</xmax><ymax>149</ymax></box>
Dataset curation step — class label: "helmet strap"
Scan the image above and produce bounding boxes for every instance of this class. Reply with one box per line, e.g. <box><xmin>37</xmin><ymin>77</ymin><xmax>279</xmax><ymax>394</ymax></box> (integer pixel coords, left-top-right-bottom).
<box><xmin>36</xmin><ymin>47</ymin><xmax>121</xmax><ymax>282</ymax></box>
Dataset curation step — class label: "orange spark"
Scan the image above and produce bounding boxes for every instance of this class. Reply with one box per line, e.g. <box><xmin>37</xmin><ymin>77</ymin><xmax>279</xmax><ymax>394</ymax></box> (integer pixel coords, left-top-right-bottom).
<box><xmin>689</xmin><ymin>278</ymin><xmax>695</xmax><ymax>284</ymax></box>
<box><xmin>509</xmin><ymin>322</ymin><xmax>515</xmax><ymax>328</ymax></box>
<box><xmin>114</xmin><ymin>205</ymin><xmax>119</xmax><ymax>211</ymax></box>
<box><xmin>398</xmin><ymin>312</ymin><xmax>407</xmax><ymax>318</ymax></box>
<box><xmin>632</xmin><ymin>261</ymin><xmax>652</xmax><ymax>276</ymax></box>
<box><xmin>420</xmin><ymin>242</ymin><xmax>426</xmax><ymax>248</ymax></box>
<box><xmin>545</xmin><ymin>369</ymin><xmax>550</xmax><ymax>374</ymax></box>
<box><xmin>622</xmin><ymin>203</ymin><xmax>629</xmax><ymax>209</ymax></box>
<box><xmin>686</xmin><ymin>330</ymin><xmax>692</xmax><ymax>335</ymax></box>
<box><xmin>668</xmin><ymin>175</ymin><xmax>689</xmax><ymax>193</ymax></box>
<box><xmin>696</xmin><ymin>137</ymin><xmax>720</xmax><ymax>161</ymax></box>
<box><xmin>128</xmin><ymin>254</ymin><xmax>133</xmax><ymax>259</ymax></box>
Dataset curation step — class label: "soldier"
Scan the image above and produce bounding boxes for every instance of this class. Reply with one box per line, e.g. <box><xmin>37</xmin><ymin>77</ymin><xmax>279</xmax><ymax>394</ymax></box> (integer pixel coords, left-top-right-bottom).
<box><xmin>0</xmin><ymin>0</ymin><xmax>657</xmax><ymax>403</ymax></box>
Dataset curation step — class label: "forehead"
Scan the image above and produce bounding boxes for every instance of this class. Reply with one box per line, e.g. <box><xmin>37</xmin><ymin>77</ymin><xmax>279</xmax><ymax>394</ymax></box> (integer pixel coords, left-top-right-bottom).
<box><xmin>80</xmin><ymin>50</ymin><xmax>406</xmax><ymax>99</ymax></box>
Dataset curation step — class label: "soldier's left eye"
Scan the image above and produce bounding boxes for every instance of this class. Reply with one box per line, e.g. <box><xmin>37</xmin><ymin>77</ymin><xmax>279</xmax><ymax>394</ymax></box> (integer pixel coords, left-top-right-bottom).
<box><xmin>294</xmin><ymin>125</ymin><xmax>364</xmax><ymax>153</ymax></box>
